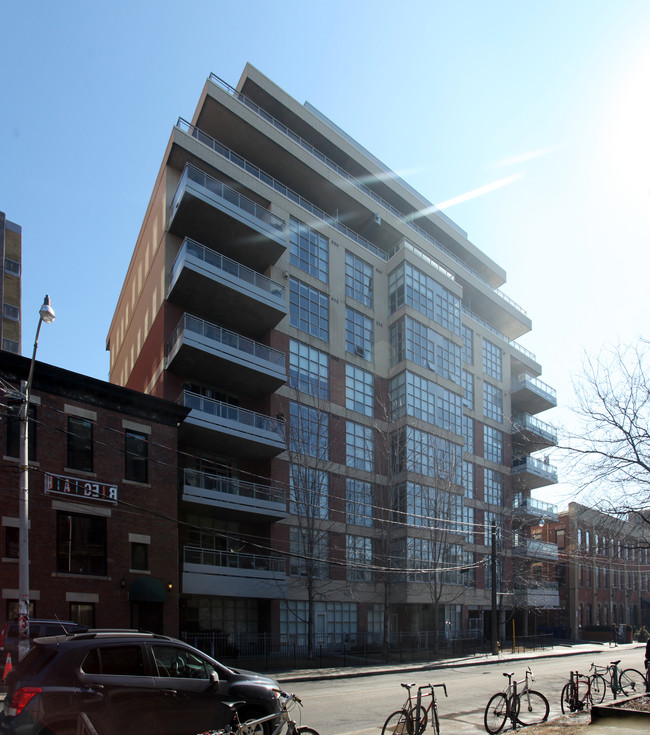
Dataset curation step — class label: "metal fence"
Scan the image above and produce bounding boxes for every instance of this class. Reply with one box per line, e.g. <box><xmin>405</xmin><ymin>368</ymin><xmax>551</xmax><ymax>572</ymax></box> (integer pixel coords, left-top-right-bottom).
<box><xmin>179</xmin><ymin>629</ymin><xmax>497</xmax><ymax>673</ymax></box>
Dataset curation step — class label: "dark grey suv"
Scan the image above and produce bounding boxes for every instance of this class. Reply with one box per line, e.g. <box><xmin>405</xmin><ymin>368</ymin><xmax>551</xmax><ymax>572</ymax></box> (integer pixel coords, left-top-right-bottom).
<box><xmin>0</xmin><ymin>631</ymin><xmax>282</xmax><ymax>735</ymax></box>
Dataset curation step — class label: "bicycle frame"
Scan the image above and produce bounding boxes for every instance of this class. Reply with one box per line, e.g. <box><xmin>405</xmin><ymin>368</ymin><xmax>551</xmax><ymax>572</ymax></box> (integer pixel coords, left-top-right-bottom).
<box><xmin>591</xmin><ymin>660</ymin><xmax>622</xmax><ymax>697</ymax></box>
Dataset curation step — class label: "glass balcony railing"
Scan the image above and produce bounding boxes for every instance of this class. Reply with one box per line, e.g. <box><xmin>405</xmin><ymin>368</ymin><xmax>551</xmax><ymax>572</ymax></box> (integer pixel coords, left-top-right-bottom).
<box><xmin>172</xmin><ymin>237</ymin><xmax>285</xmax><ymax>301</ymax></box>
<box><xmin>512</xmin><ymin>413</ymin><xmax>557</xmax><ymax>443</ymax></box>
<box><xmin>183</xmin><ymin>546</ymin><xmax>285</xmax><ymax>574</ymax></box>
<box><xmin>182</xmin><ymin>468</ymin><xmax>285</xmax><ymax>505</ymax></box>
<box><xmin>207</xmin><ymin>74</ymin><xmax>527</xmax><ymax>316</ymax></box>
<box><xmin>512</xmin><ymin>538</ymin><xmax>558</xmax><ymax>561</ymax></box>
<box><xmin>180</xmin><ymin>390</ymin><xmax>285</xmax><ymax>439</ymax></box>
<box><xmin>511</xmin><ymin>373</ymin><xmax>557</xmax><ymax>404</ymax></box>
<box><xmin>512</xmin><ymin>456</ymin><xmax>558</xmax><ymax>483</ymax></box>
<box><xmin>169</xmin><ymin>314</ymin><xmax>285</xmax><ymax>369</ymax></box>
<box><xmin>512</xmin><ymin>494</ymin><xmax>559</xmax><ymax>522</ymax></box>
<box><xmin>172</xmin><ymin>162</ymin><xmax>285</xmax><ymax>236</ymax></box>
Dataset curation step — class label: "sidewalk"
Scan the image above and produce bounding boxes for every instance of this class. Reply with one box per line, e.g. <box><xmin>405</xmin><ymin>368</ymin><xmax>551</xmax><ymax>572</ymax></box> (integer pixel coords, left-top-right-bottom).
<box><xmin>275</xmin><ymin>640</ymin><xmax>646</xmax><ymax>683</ymax></box>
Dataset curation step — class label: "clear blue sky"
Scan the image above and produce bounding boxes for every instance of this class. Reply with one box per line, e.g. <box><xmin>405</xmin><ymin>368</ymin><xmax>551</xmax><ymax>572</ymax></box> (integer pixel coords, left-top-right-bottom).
<box><xmin>2</xmin><ymin>0</ymin><xmax>650</xmax><ymax>508</ymax></box>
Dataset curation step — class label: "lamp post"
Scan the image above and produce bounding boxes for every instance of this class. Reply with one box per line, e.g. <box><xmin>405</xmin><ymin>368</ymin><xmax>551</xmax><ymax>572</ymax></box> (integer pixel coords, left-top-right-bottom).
<box><xmin>17</xmin><ymin>295</ymin><xmax>55</xmax><ymax>660</ymax></box>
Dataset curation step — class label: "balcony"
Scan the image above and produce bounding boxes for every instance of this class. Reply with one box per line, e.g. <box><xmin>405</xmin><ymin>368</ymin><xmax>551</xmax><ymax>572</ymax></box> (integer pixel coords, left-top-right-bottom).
<box><xmin>512</xmin><ymin>413</ymin><xmax>557</xmax><ymax>450</ymax></box>
<box><xmin>514</xmin><ymin>583</ymin><xmax>560</xmax><ymax>608</ymax></box>
<box><xmin>169</xmin><ymin>163</ymin><xmax>286</xmax><ymax>271</ymax></box>
<box><xmin>182</xmin><ymin>546</ymin><xmax>286</xmax><ymax>598</ymax></box>
<box><xmin>168</xmin><ymin>238</ymin><xmax>286</xmax><ymax>337</ymax></box>
<box><xmin>181</xmin><ymin>468</ymin><xmax>287</xmax><ymax>521</ymax></box>
<box><xmin>512</xmin><ymin>538</ymin><xmax>558</xmax><ymax>561</ymax></box>
<box><xmin>167</xmin><ymin>314</ymin><xmax>286</xmax><ymax>396</ymax></box>
<box><xmin>511</xmin><ymin>373</ymin><xmax>557</xmax><ymax>415</ymax></box>
<box><xmin>179</xmin><ymin>390</ymin><xmax>285</xmax><ymax>459</ymax></box>
<box><xmin>512</xmin><ymin>494</ymin><xmax>559</xmax><ymax>524</ymax></box>
<box><xmin>512</xmin><ymin>456</ymin><xmax>558</xmax><ymax>490</ymax></box>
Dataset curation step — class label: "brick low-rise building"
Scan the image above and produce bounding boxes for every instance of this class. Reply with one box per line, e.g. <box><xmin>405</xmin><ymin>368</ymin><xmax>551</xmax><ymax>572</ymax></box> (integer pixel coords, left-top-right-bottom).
<box><xmin>0</xmin><ymin>351</ymin><xmax>188</xmax><ymax>634</ymax></box>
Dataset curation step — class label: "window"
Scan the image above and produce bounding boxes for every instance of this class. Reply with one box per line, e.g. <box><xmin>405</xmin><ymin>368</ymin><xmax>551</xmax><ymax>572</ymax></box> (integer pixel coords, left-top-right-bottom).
<box><xmin>5</xmin><ymin>526</ymin><xmax>18</xmax><ymax>559</ymax></box>
<box><xmin>67</xmin><ymin>416</ymin><xmax>93</xmax><ymax>472</ymax></box>
<box><xmin>346</xmin><ymin>535</ymin><xmax>373</xmax><ymax>581</ymax></box>
<box><xmin>462</xmin><ymin>326</ymin><xmax>474</xmax><ymax>364</ymax></box>
<box><xmin>56</xmin><ymin>511</ymin><xmax>107</xmax><ymax>575</ymax></box>
<box><xmin>2</xmin><ymin>338</ymin><xmax>19</xmax><ymax>354</ymax></box>
<box><xmin>290</xmin><ymin>217</ymin><xmax>328</xmax><ymax>282</ymax></box>
<box><xmin>289</xmin><ymin>527</ymin><xmax>329</xmax><ymax>578</ymax></box>
<box><xmin>391</xmin><ymin>426</ymin><xmax>461</xmax><ymax>482</ymax></box>
<box><xmin>289</xmin><ymin>339</ymin><xmax>328</xmax><ymax>399</ymax></box>
<box><xmin>390</xmin><ymin>316</ymin><xmax>462</xmax><ymax>383</ymax></box>
<box><xmin>346</xmin><ymin>478</ymin><xmax>373</xmax><ymax>527</ymax></box>
<box><xmin>462</xmin><ymin>370</ymin><xmax>474</xmax><ymax>409</ymax></box>
<box><xmin>484</xmin><ymin>469</ymin><xmax>504</xmax><ymax>505</ymax></box>
<box><xmin>345</xmin><ymin>306</ymin><xmax>373</xmax><ymax>361</ymax></box>
<box><xmin>462</xmin><ymin>415</ymin><xmax>474</xmax><ymax>453</ymax></box>
<box><xmin>346</xmin><ymin>364</ymin><xmax>374</xmax><ymax>416</ymax></box>
<box><xmin>152</xmin><ymin>645</ymin><xmax>211</xmax><ymax>679</ymax></box>
<box><xmin>4</xmin><ymin>258</ymin><xmax>20</xmax><ymax>276</ymax></box>
<box><xmin>70</xmin><ymin>603</ymin><xmax>95</xmax><ymax>627</ymax></box>
<box><xmin>388</xmin><ymin>262</ymin><xmax>461</xmax><ymax>335</ymax></box>
<box><xmin>280</xmin><ymin>600</ymin><xmax>356</xmax><ymax>639</ymax></box>
<box><xmin>289</xmin><ymin>277</ymin><xmax>328</xmax><ymax>341</ymax></box>
<box><xmin>389</xmin><ymin>371</ymin><xmax>463</xmax><ymax>434</ymax></box>
<box><xmin>346</xmin><ymin>420</ymin><xmax>374</xmax><ymax>471</ymax></box>
<box><xmin>82</xmin><ymin>646</ymin><xmax>145</xmax><ymax>676</ymax></box>
<box><xmin>483</xmin><ymin>382</ymin><xmax>503</xmax><ymax>423</ymax></box>
<box><xmin>289</xmin><ymin>464</ymin><xmax>328</xmax><ymax>519</ymax></box>
<box><xmin>3</xmin><ymin>303</ymin><xmax>19</xmax><ymax>320</ymax></box>
<box><xmin>6</xmin><ymin>404</ymin><xmax>36</xmax><ymax>460</ymax></box>
<box><xmin>482</xmin><ymin>339</ymin><xmax>502</xmax><ymax>381</ymax></box>
<box><xmin>463</xmin><ymin>461</ymin><xmax>474</xmax><ymax>498</ymax></box>
<box><xmin>289</xmin><ymin>402</ymin><xmax>329</xmax><ymax>458</ymax></box>
<box><xmin>125</xmin><ymin>430</ymin><xmax>148</xmax><ymax>483</ymax></box>
<box><xmin>131</xmin><ymin>542</ymin><xmax>149</xmax><ymax>571</ymax></box>
<box><xmin>556</xmin><ymin>528</ymin><xmax>565</xmax><ymax>549</ymax></box>
<box><xmin>345</xmin><ymin>251</ymin><xmax>373</xmax><ymax>306</ymax></box>
<box><xmin>484</xmin><ymin>426</ymin><xmax>503</xmax><ymax>464</ymax></box>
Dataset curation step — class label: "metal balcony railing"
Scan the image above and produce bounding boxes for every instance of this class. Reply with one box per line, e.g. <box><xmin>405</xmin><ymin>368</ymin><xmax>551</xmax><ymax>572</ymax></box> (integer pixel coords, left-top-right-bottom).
<box><xmin>183</xmin><ymin>546</ymin><xmax>285</xmax><ymax>573</ymax></box>
<box><xmin>182</xmin><ymin>468</ymin><xmax>284</xmax><ymax>505</ymax></box>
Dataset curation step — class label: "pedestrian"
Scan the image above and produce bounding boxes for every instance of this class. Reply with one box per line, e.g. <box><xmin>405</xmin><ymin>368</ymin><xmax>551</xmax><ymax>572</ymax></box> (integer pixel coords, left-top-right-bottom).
<box><xmin>611</xmin><ymin>623</ymin><xmax>618</xmax><ymax>647</ymax></box>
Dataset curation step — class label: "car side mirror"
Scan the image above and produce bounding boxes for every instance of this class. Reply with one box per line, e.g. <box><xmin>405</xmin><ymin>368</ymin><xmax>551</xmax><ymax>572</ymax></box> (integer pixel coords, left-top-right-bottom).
<box><xmin>209</xmin><ymin>670</ymin><xmax>219</xmax><ymax>689</ymax></box>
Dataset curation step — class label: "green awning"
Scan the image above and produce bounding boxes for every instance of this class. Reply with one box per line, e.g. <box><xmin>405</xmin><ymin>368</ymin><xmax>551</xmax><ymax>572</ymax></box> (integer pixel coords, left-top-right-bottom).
<box><xmin>128</xmin><ymin>577</ymin><xmax>167</xmax><ymax>603</ymax></box>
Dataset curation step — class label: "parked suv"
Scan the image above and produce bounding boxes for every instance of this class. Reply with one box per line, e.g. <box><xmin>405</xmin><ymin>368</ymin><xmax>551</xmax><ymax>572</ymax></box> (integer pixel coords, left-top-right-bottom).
<box><xmin>0</xmin><ymin>619</ymin><xmax>88</xmax><ymax>662</ymax></box>
<box><xmin>0</xmin><ymin>631</ymin><xmax>281</xmax><ymax>735</ymax></box>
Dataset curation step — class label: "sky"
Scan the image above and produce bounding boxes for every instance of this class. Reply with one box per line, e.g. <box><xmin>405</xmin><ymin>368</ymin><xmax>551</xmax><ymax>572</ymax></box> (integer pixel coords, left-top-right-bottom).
<box><xmin>2</xmin><ymin>0</ymin><xmax>650</xmax><ymax>510</ymax></box>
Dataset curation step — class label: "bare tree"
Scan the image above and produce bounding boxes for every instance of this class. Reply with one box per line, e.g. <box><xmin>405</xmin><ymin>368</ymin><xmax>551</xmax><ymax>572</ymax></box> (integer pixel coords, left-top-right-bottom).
<box><xmin>565</xmin><ymin>339</ymin><xmax>650</xmax><ymax>524</ymax></box>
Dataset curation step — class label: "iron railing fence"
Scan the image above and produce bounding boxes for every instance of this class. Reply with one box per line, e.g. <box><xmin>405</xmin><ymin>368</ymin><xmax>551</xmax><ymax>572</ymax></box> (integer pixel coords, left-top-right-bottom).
<box><xmin>179</xmin><ymin>629</ymin><xmax>499</xmax><ymax>672</ymax></box>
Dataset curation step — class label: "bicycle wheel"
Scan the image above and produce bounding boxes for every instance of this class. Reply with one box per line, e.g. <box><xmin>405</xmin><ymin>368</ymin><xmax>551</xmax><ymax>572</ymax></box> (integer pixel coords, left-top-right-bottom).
<box><xmin>382</xmin><ymin>710</ymin><xmax>412</xmax><ymax>735</ymax></box>
<box><xmin>560</xmin><ymin>682</ymin><xmax>576</xmax><ymax>714</ymax></box>
<box><xmin>516</xmin><ymin>690</ymin><xmax>549</xmax><ymax>726</ymax></box>
<box><xmin>408</xmin><ymin>705</ymin><xmax>427</xmax><ymax>735</ymax></box>
<box><xmin>484</xmin><ymin>693</ymin><xmax>508</xmax><ymax>735</ymax></box>
<box><xmin>618</xmin><ymin>668</ymin><xmax>646</xmax><ymax>696</ymax></box>
<box><xmin>297</xmin><ymin>728</ymin><xmax>320</xmax><ymax>735</ymax></box>
<box><xmin>589</xmin><ymin>673</ymin><xmax>608</xmax><ymax>704</ymax></box>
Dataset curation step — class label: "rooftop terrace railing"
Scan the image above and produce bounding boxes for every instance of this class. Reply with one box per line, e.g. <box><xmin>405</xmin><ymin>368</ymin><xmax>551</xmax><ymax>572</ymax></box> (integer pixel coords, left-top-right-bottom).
<box><xmin>207</xmin><ymin>74</ymin><xmax>526</xmax><ymax>316</ymax></box>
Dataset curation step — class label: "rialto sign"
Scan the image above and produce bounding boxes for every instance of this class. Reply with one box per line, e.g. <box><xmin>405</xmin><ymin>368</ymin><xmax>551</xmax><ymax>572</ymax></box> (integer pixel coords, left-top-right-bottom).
<box><xmin>44</xmin><ymin>472</ymin><xmax>118</xmax><ymax>504</ymax></box>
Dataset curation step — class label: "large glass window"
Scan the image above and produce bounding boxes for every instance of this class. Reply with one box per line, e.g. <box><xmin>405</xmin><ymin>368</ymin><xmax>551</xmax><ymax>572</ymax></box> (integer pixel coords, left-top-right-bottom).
<box><xmin>346</xmin><ymin>478</ymin><xmax>373</xmax><ymax>527</ymax></box>
<box><xmin>280</xmin><ymin>600</ymin><xmax>357</xmax><ymax>641</ymax></box>
<box><xmin>289</xmin><ymin>339</ymin><xmax>329</xmax><ymax>399</ymax></box>
<box><xmin>398</xmin><ymin>481</ymin><xmax>463</xmax><ymax>532</ymax></box>
<box><xmin>289</xmin><ymin>402</ymin><xmax>329</xmax><ymax>459</ymax></box>
<box><xmin>484</xmin><ymin>468</ymin><xmax>504</xmax><ymax>505</ymax></box>
<box><xmin>388</xmin><ymin>262</ymin><xmax>461</xmax><ymax>335</ymax></box>
<box><xmin>125</xmin><ymin>430</ymin><xmax>148</xmax><ymax>484</ymax></box>
<box><xmin>390</xmin><ymin>426</ymin><xmax>462</xmax><ymax>483</ymax></box>
<box><xmin>389</xmin><ymin>315</ymin><xmax>461</xmax><ymax>384</ymax></box>
<box><xmin>482</xmin><ymin>338</ymin><xmax>503</xmax><ymax>381</ymax></box>
<box><xmin>345</xmin><ymin>306</ymin><xmax>373</xmax><ymax>361</ymax></box>
<box><xmin>67</xmin><ymin>416</ymin><xmax>93</xmax><ymax>472</ymax></box>
<box><xmin>462</xmin><ymin>415</ymin><xmax>474</xmax><ymax>453</ymax></box>
<box><xmin>56</xmin><ymin>511</ymin><xmax>107</xmax><ymax>575</ymax></box>
<box><xmin>483</xmin><ymin>382</ymin><xmax>503</xmax><ymax>423</ymax></box>
<box><xmin>463</xmin><ymin>461</ymin><xmax>474</xmax><ymax>498</ymax></box>
<box><xmin>346</xmin><ymin>535</ymin><xmax>373</xmax><ymax>581</ymax></box>
<box><xmin>484</xmin><ymin>425</ymin><xmax>503</xmax><ymax>464</ymax></box>
<box><xmin>289</xmin><ymin>277</ymin><xmax>328</xmax><ymax>341</ymax></box>
<box><xmin>346</xmin><ymin>420</ymin><xmax>374</xmax><ymax>471</ymax></box>
<box><xmin>289</xmin><ymin>464</ymin><xmax>329</xmax><ymax>519</ymax></box>
<box><xmin>290</xmin><ymin>217</ymin><xmax>328</xmax><ymax>282</ymax></box>
<box><xmin>462</xmin><ymin>326</ymin><xmax>474</xmax><ymax>364</ymax></box>
<box><xmin>462</xmin><ymin>369</ymin><xmax>474</xmax><ymax>409</ymax></box>
<box><xmin>345</xmin><ymin>251</ymin><xmax>373</xmax><ymax>307</ymax></box>
<box><xmin>289</xmin><ymin>527</ymin><xmax>329</xmax><ymax>579</ymax></box>
<box><xmin>345</xmin><ymin>364</ymin><xmax>374</xmax><ymax>416</ymax></box>
<box><xmin>389</xmin><ymin>371</ymin><xmax>463</xmax><ymax>435</ymax></box>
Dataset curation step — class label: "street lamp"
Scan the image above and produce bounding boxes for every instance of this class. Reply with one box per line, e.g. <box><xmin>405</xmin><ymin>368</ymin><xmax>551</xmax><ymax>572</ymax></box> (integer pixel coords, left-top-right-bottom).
<box><xmin>18</xmin><ymin>295</ymin><xmax>55</xmax><ymax>660</ymax></box>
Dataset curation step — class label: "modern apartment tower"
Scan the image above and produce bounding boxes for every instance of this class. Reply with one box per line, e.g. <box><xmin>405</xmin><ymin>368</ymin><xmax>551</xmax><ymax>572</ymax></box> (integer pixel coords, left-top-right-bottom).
<box><xmin>0</xmin><ymin>212</ymin><xmax>22</xmax><ymax>354</ymax></box>
<box><xmin>107</xmin><ymin>64</ymin><xmax>558</xmax><ymax>646</ymax></box>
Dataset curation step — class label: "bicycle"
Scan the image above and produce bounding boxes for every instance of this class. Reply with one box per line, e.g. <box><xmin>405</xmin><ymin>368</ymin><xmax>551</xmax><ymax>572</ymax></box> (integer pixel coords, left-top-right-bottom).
<box><xmin>590</xmin><ymin>659</ymin><xmax>647</xmax><ymax>698</ymax></box>
<box><xmin>484</xmin><ymin>668</ymin><xmax>549</xmax><ymax>734</ymax></box>
<box><xmin>560</xmin><ymin>670</ymin><xmax>597</xmax><ymax>714</ymax></box>
<box><xmin>381</xmin><ymin>682</ymin><xmax>448</xmax><ymax>735</ymax></box>
<box><xmin>200</xmin><ymin>689</ymin><xmax>319</xmax><ymax>735</ymax></box>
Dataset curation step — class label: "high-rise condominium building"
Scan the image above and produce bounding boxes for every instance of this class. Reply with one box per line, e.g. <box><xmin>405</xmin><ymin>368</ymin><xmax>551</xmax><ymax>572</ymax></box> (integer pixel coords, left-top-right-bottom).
<box><xmin>107</xmin><ymin>64</ymin><xmax>558</xmax><ymax>646</ymax></box>
<box><xmin>0</xmin><ymin>212</ymin><xmax>22</xmax><ymax>354</ymax></box>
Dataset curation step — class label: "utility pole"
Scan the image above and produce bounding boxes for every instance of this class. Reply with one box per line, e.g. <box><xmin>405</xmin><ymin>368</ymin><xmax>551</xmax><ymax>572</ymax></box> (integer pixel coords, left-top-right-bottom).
<box><xmin>491</xmin><ymin>522</ymin><xmax>498</xmax><ymax>655</ymax></box>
